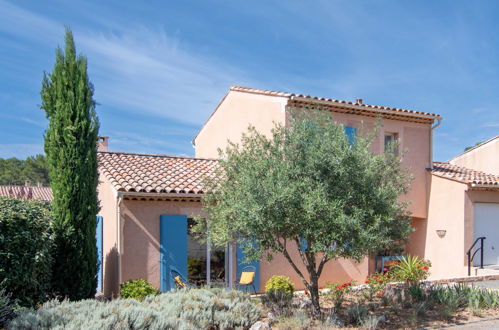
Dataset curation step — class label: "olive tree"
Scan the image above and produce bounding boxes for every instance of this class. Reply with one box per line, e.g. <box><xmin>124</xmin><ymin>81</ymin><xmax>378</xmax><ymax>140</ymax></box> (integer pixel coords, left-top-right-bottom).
<box><xmin>198</xmin><ymin>111</ymin><xmax>412</xmax><ymax>315</ymax></box>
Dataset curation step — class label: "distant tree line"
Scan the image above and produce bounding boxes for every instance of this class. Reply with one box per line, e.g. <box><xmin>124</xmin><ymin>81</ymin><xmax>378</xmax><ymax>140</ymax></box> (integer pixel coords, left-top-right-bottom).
<box><xmin>0</xmin><ymin>154</ymin><xmax>50</xmax><ymax>186</ymax></box>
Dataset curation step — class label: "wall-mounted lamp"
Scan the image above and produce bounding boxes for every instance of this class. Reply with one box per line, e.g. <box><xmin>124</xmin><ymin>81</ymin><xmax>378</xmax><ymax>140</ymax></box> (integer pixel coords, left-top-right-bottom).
<box><xmin>436</xmin><ymin>230</ymin><xmax>447</xmax><ymax>238</ymax></box>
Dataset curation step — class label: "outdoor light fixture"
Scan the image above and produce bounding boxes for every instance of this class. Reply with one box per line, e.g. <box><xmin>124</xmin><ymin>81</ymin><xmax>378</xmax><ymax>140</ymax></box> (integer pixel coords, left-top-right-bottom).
<box><xmin>436</xmin><ymin>230</ymin><xmax>446</xmax><ymax>238</ymax></box>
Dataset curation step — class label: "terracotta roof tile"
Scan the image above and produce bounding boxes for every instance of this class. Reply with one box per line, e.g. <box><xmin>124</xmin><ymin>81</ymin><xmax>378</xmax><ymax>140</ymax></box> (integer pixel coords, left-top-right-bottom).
<box><xmin>0</xmin><ymin>185</ymin><xmax>53</xmax><ymax>201</ymax></box>
<box><xmin>98</xmin><ymin>152</ymin><xmax>219</xmax><ymax>194</ymax></box>
<box><xmin>432</xmin><ymin>162</ymin><xmax>499</xmax><ymax>187</ymax></box>
<box><xmin>230</xmin><ymin>86</ymin><xmax>441</xmax><ymax>119</ymax></box>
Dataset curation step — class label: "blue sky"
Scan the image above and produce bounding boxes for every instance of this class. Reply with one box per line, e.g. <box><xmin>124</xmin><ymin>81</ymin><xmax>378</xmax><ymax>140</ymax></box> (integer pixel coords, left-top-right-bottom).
<box><xmin>1</xmin><ymin>0</ymin><xmax>499</xmax><ymax>161</ymax></box>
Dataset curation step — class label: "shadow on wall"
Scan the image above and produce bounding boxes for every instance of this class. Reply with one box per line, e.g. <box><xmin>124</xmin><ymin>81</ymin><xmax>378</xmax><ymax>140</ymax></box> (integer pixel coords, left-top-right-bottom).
<box><xmin>406</xmin><ymin>218</ymin><xmax>428</xmax><ymax>258</ymax></box>
<box><xmin>104</xmin><ymin>247</ymin><xmax>119</xmax><ymax>298</ymax></box>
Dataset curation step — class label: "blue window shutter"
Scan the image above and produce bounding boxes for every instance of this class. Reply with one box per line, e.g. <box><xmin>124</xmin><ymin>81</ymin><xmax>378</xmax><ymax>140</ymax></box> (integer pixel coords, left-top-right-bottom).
<box><xmin>236</xmin><ymin>242</ymin><xmax>260</xmax><ymax>292</ymax></box>
<box><xmin>96</xmin><ymin>216</ymin><xmax>103</xmax><ymax>292</ymax></box>
<box><xmin>299</xmin><ymin>237</ymin><xmax>308</xmax><ymax>251</ymax></box>
<box><xmin>160</xmin><ymin>215</ymin><xmax>188</xmax><ymax>291</ymax></box>
<box><xmin>344</xmin><ymin>126</ymin><xmax>357</xmax><ymax>145</ymax></box>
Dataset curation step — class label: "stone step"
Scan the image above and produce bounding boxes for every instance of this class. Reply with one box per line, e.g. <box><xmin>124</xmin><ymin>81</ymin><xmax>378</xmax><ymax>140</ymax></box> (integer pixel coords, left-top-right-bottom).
<box><xmin>472</xmin><ymin>265</ymin><xmax>499</xmax><ymax>276</ymax></box>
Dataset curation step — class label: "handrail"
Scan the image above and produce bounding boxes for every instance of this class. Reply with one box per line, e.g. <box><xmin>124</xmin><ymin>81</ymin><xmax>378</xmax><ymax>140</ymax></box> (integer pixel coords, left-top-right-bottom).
<box><xmin>466</xmin><ymin>236</ymin><xmax>486</xmax><ymax>276</ymax></box>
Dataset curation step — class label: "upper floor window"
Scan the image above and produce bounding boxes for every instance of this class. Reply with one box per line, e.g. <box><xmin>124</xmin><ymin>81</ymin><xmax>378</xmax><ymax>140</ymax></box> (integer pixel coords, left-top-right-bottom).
<box><xmin>384</xmin><ymin>132</ymin><xmax>399</xmax><ymax>154</ymax></box>
<box><xmin>344</xmin><ymin>126</ymin><xmax>357</xmax><ymax>145</ymax></box>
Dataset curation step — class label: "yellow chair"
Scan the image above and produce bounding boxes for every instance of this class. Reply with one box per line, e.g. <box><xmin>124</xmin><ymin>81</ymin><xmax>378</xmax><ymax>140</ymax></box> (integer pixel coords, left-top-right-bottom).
<box><xmin>170</xmin><ymin>269</ymin><xmax>190</xmax><ymax>290</ymax></box>
<box><xmin>237</xmin><ymin>266</ymin><xmax>256</xmax><ymax>293</ymax></box>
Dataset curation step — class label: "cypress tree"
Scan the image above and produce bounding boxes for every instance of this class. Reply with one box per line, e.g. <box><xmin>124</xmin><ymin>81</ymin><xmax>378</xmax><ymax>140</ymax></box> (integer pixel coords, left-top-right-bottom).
<box><xmin>41</xmin><ymin>28</ymin><xmax>100</xmax><ymax>300</ymax></box>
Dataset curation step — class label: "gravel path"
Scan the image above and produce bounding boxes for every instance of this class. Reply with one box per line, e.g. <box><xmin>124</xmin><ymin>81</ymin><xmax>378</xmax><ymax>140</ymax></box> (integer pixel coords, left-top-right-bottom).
<box><xmin>469</xmin><ymin>280</ymin><xmax>499</xmax><ymax>290</ymax></box>
<box><xmin>445</xmin><ymin>318</ymin><xmax>499</xmax><ymax>329</ymax></box>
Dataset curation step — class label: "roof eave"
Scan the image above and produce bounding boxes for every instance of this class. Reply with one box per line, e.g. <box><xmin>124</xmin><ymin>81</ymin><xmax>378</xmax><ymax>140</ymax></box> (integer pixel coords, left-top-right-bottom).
<box><xmin>290</xmin><ymin>95</ymin><xmax>442</xmax><ymax>122</ymax></box>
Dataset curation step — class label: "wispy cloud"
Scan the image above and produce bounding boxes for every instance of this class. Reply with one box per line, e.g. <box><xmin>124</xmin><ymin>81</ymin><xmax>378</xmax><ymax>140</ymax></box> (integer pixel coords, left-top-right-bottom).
<box><xmin>482</xmin><ymin>122</ymin><xmax>499</xmax><ymax>128</ymax></box>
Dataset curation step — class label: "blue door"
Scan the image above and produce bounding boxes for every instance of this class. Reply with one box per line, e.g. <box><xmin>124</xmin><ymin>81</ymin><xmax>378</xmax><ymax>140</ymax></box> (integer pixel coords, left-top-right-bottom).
<box><xmin>236</xmin><ymin>243</ymin><xmax>260</xmax><ymax>292</ymax></box>
<box><xmin>160</xmin><ymin>215</ymin><xmax>188</xmax><ymax>291</ymax></box>
<box><xmin>96</xmin><ymin>216</ymin><xmax>103</xmax><ymax>292</ymax></box>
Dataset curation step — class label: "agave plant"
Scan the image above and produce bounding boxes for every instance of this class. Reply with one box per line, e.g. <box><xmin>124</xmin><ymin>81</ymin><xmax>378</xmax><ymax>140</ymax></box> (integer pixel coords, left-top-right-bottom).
<box><xmin>391</xmin><ymin>255</ymin><xmax>431</xmax><ymax>285</ymax></box>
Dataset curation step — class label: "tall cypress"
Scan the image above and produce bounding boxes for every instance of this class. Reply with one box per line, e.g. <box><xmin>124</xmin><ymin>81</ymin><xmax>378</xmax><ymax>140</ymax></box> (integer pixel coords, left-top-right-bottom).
<box><xmin>41</xmin><ymin>29</ymin><xmax>100</xmax><ymax>300</ymax></box>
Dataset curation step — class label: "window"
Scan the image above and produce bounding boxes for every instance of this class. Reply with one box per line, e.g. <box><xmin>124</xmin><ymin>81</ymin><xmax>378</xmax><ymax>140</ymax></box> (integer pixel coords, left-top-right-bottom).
<box><xmin>344</xmin><ymin>126</ymin><xmax>357</xmax><ymax>145</ymax></box>
<box><xmin>384</xmin><ymin>132</ymin><xmax>399</xmax><ymax>154</ymax></box>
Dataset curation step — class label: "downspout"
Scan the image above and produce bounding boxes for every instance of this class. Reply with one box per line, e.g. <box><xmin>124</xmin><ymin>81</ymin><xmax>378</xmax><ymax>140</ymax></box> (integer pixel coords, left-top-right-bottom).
<box><xmin>116</xmin><ymin>192</ymin><xmax>123</xmax><ymax>290</ymax></box>
<box><xmin>430</xmin><ymin>117</ymin><xmax>442</xmax><ymax>169</ymax></box>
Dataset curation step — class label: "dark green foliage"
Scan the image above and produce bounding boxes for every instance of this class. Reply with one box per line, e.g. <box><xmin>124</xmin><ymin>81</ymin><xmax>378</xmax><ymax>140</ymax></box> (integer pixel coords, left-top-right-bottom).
<box><xmin>0</xmin><ymin>288</ymin><xmax>20</xmax><ymax>328</ymax></box>
<box><xmin>0</xmin><ymin>155</ymin><xmax>49</xmax><ymax>186</ymax></box>
<box><xmin>0</xmin><ymin>198</ymin><xmax>53</xmax><ymax>307</ymax></box>
<box><xmin>41</xmin><ymin>28</ymin><xmax>100</xmax><ymax>300</ymax></box>
<box><xmin>120</xmin><ymin>279</ymin><xmax>159</xmax><ymax>300</ymax></box>
<box><xmin>9</xmin><ymin>288</ymin><xmax>261</xmax><ymax>329</ymax></box>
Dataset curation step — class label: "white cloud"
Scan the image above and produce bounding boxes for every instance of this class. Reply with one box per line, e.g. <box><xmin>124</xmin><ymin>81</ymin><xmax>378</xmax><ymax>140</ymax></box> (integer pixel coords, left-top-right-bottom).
<box><xmin>482</xmin><ymin>122</ymin><xmax>499</xmax><ymax>128</ymax></box>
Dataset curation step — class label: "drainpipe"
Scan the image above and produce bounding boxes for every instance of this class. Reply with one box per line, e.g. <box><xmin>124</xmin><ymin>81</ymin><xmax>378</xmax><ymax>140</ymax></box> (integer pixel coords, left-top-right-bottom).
<box><xmin>430</xmin><ymin>118</ymin><xmax>442</xmax><ymax>169</ymax></box>
<box><xmin>116</xmin><ymin>192</ymin><xmax>123</xmax><ymax>289</ymax></box>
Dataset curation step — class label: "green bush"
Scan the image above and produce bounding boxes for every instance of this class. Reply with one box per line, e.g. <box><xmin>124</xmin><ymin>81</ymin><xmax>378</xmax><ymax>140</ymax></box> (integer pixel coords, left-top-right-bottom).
<box><xmin>0</xmin><ymin>197</ymin><xmax>53</xmax><ymax>307</ymax></box>
<box><xmin>8</xmin><ymin>288</ymin><xmax>261</xmax><ymax>329</ymax></box>
<box><xmin>265</xmin><ymin>275</ymin><xmax>294</xmax><ymax>296</ymax></box>
<box><xmin>263</xmin><ymin>275</ymin><xmax>295</xmax><ymax>314</ymax></box>
<box><xmin>120</xmin><ymin>279</ymin><xmax>159</xmax><ymax>300</ymax></box>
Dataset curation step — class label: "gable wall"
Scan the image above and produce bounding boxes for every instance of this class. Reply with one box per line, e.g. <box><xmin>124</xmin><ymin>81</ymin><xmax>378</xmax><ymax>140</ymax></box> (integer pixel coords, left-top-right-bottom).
<box><xmin>450</xmin><ymin>137</ymin><xmax>499</xmax><ymax>175</ymax></box>
<box><xmin>194</xmin><ymin>91</ymin><xmax>288</xmax><ymax>158</ymax></box>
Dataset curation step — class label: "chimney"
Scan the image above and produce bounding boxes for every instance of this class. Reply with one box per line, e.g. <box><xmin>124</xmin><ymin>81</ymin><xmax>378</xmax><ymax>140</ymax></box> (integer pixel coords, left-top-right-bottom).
<box><xmin>37</xmin><ymin>182</ymin><xmax>43</xmax><ymax>187</ymax></box>
<box><xmin>98</xmin><ymin>136</ymin><xmax>109</xmax><ymax>152</ymax></box>
<box><xmin>356</xmin><ymin>98</ymin><xmax>363</xmax><ymax>104</ymax></box>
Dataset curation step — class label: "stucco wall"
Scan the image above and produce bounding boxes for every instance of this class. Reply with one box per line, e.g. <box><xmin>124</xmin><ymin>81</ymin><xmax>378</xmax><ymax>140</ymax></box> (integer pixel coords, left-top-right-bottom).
<box><xmin>194</xmin><ymin>91</ymin><xmax>288</xmax><ymax>159</ymax></box>
<box><xmin>259</xmin><ymin>244</ymin><xmax>369</xmax><ymax>291</ymax></box>
<box><xmin>120</xmin><ymin>199</ymin><xmax>205</xmax><ymax>290</ymax></box>
<box><xmin>450</xmin><ymin>137</ymin><xmax>499</xmax><ymax>175</ymax></box>
<box><xmin>425</xmin><ymin>175</ymin><xmax>468</xmax><ymax>279</ymax></box>
<box><xmin>97</xmin><ymin>173</ymin><xmax>119</xmax><ymax>297</ymax></box>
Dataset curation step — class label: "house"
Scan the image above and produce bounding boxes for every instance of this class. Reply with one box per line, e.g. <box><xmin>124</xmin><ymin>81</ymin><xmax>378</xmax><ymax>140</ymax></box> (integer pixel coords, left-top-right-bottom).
<box><xmin>0</xmin><ymin>184</ymin><xmax>53</xmax><ymax>201</ymax></box>
<box><xmin>190</xmin><ymin>86</ymin><xmax>445</xmax><ymax>290</ymax></box>
<box><xmin>425</xmin><ymin>162</ymin><xmax>499</xmax><ymax>278</ymax></box>
<box><xmin>20</xmin><ymin>86</ymin><xmax>495</xmax><ymax>296</ymax></box>
<box><xmin>449</xmin><ymin>135</ymin><xmax>499</xmax><ymax>175</ymax></box>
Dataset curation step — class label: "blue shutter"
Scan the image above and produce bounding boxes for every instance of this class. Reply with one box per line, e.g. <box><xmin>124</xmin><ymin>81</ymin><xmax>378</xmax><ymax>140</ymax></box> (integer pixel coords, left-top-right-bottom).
<box><xmin>96</xmin><ymin>216</ymin><xmax>103</xmax><ymax>292</ymax></box>
<box><xmin>344</xmin><ymin>126</ymin><xmax>357</xmax><ymax>145</ymax></box>
<box><xmin>299</xmin><ymin>237</ymin><xmax>308</xmax><ymax>251</ymax></box>
<box><xmin>160</xmin><ymin>215</ymin><xmax>188</xmax><ymax>291</ymax></box>
<box><xmin>236</xmin><ymin>242</ymin><xmax>260</xmax><ymax>292</ymax></box>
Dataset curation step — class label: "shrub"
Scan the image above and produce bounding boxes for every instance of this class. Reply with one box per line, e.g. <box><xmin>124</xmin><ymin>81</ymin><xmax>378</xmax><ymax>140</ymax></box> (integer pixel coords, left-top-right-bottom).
<box><xmin>0</xmin><ymin>289</ymin><xmax>19</xmax><ymax>328</ymax></box>
<box><xmin>120</xmin><ymin>279</ymin><xmax>159</xmax><ymax>300</ymax></box>
<box><xmin>391</xmin><ymin>255</ymin><xmax>431</xmax><ymax>284</ymax></box>
<box><xmin>324</xmin><ymin>281</ymin><xmax>354</xmax><ymax>309</ymax></box>
<box><xmin>265</xmin><ymin>275</ymin><xmax>294</xmax><ymax>296</ymax></box>
<box><xmin>0</xmin><ymin>197</ymin><xmax>53</xmax><ymax>307</ymax></box>
<box><xmin>8</xmin><ymin>288</ymin><xmax>261</xmax><ymax>329</ymax></box>
<box><xmin>277</xmin><ymin>310</ymin><xmax>311</xmax><ymax>330</ymax></box>
<box><xmin>346</xmin><ymin>304</ymin><xmax>369</xmax><ymax>326</ymax></box>
<box><xmin>363</xmin><ymin>272</ymin><xmax>392</xmax><ymax>301</ymax></box>
<box><xmin>263</xmin><ymin>275</ymin><xmax>294</xmax><ymax>314</ymax></box>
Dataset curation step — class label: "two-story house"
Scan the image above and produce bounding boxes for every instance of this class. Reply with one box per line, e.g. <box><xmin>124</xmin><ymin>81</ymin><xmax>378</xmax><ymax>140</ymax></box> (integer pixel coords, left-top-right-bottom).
<box><xmin>97</xmin><ymin>86</ymin><xmax>499</xmax><ymax>297</ymax></box>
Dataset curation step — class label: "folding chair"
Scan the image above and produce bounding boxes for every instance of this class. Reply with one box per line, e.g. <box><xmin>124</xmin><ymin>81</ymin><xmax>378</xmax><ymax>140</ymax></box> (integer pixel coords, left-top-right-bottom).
<box><xmin>237</xmin><ymin>265</ymin><xmax>256</xmax><ymax>294</ymax></box>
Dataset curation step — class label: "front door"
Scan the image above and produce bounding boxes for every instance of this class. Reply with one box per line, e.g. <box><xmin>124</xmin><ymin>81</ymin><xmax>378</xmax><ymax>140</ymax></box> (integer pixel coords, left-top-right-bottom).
<box><xmin>474</xmin><ymin>203</ymin><xmax>499</xmax><ymax>266</ymax></box>
<box><xmin>160</xmin><ymin>215</ymin><xmax>188</xmax><ymax>291</ymax></box>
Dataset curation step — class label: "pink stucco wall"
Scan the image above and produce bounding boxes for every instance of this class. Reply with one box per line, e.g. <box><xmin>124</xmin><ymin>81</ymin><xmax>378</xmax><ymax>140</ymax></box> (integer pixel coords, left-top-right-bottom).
<box><xmin>119</xmin><ymin>199</ymin><xmax>205</xmax><ymax>290</ymax></box>
<box><xmin>97</xmin><ymin>173</ymin><xmax>119</xmax><ymax>297</ymax></box>
<box><xmin>194</xmin><ymin>91</ymin><xmax>288</xmax><ymax>159</ymax></box>
<box><xmin>450</xmin><ymin>137</ymin><xmax>499</xmax><ymax>175</ymax></box>
<box><xmin>424</xmin><ymin>174</ymin><xmax>499</xmax><ymax>279</ymax></box>
<box><xmin>195</xmin><ymin>90</ymin><xmax>433</xmax><ymax>219</ymax></box>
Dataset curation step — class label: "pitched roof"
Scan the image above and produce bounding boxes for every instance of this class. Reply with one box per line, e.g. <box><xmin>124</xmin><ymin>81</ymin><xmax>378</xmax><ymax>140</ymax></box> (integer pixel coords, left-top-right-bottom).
<box><xmin>98</xmin><ymin>151</ymin><xmax>219</xmax><ymax>194</ymax></box>
<box><xmin>230</xmin><ymin>86</ymin><xmax>442</xmax><ymax>120</ymax></box>
<box><xmin>0</xmin><ymin>185</ymin><xmax>53</xmax><ymax>201</ymax></box>
<box><xmin>432</xmin><ymin>162</ymin><xmax>499</xmax><ymax>187</ymax></box>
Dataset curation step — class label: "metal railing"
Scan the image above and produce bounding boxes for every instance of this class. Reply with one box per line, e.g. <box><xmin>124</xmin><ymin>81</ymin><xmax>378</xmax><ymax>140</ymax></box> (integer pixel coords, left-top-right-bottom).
<box><xmin>467</xmin><ymin>236</ymin><xmax>486</xmax><ymax>276</ymax></box>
